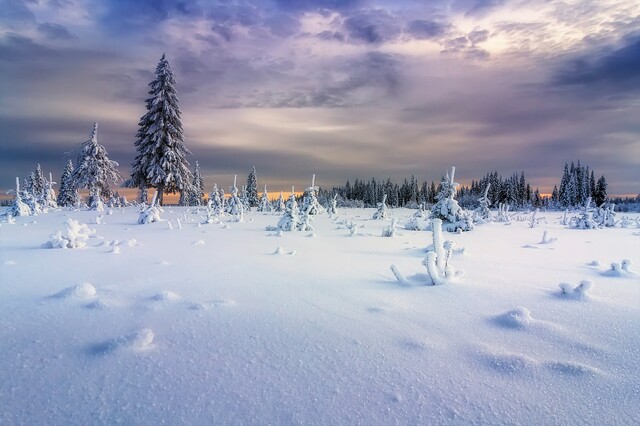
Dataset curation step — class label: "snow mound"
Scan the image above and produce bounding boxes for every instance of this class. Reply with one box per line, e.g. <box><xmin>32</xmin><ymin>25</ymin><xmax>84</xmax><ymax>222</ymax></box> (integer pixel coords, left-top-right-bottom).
<box><xmin>52</xmin><ymin>282</ymin><xmax>97</xmax><ymax>300</ymax></box>
<box><xmin>587</xmin><ymin>260</ymin><xmax>600</xmax><ymax>267</ymax></box>
<box><xmin>492</xmin><ymin>307</ymin><xmax>534</xmax><ymax>329</ymax></box>
<box><xmin>128</xmin><ymin>328</ymin><xmax>155</xmax><ymax>350</ymax></box>
<box><xmin>273</xmin><ymin>246</ymin><xmax>284</xmax><ymax>255</ymax></box>
<box><xmin>482</xmin><ymin>351</ymin><xmax>538</xmax><ymax>375</ymax></box>
<box><xmin>601</xmin><ymin>260</ymin><xmax>636</xmax><ymax>277</ymax></box>
<box><xmin>85</xmin><ymin>299</ymin><xmax>109</xmax><ymax>310</ymax></box>
<box><xmin>87</xmin><ymin>328</ymin><xmax>155</xmax><ymax>356</ymax></box>
<box><xmin>110</xmin><ymin>246</ymin><xmax>121</xmax><ymax>254</ymax></box>
<box><xmin>192</xmin><ymin>240</ymin><xmax>205</xmax><ymax>246</ymax></box>
<box><xmin>545</xmin><ymin>361</ymin><xmax>601</xmax><ymax>377</ymax></box>
<box><xmin>152</xmin><ymin>291</ymin><xmax>181</xmax><ymax>301</ymax></box>
<box><xmin>558</xmin><ymin>280</ymin><xmax>593</xmax><ymax>299</ymax></box>
<box><xmin>4</xmin><ymin>260</ymin><xmax>16</xmax><ymax>266</ymax></box>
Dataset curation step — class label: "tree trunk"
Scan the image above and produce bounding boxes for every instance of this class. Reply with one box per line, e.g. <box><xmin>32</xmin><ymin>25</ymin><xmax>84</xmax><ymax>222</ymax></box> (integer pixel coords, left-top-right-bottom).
<box><xmin>157</xmin><ymin>185</ymin><xmax>164</xmax><ymax>206</ymax></box>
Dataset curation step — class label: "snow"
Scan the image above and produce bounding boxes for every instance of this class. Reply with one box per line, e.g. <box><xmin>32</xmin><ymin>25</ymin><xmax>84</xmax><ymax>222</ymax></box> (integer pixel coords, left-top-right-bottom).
<box><xmin>0</xmin><ymin>207</ymin><xmax>639</xmax><ymax>424</ymax></box>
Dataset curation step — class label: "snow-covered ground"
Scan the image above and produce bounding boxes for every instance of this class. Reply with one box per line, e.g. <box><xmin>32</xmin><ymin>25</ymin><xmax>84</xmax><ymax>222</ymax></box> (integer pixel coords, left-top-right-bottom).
<box><xmin>1</xmin><ymin>207</ymin><xmax>638</xmax><ymax>425</ymax></box>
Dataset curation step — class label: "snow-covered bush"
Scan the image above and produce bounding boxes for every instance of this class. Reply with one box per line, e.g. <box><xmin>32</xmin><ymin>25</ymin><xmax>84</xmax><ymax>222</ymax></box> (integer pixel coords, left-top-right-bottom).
<box><xmin>431</xmin><ymin>167</ymin><xmax>473</xmax><ymax>232</ymax></box>
<box><xmin>570</xmin><ymin>197</ymin><xmax>598</xmax><ymax>229</ymax></box>
<box><xmin>592</xmin><ymin>203</ymin><xmax>617</xmax><ymax>227</ymax></box>
<box><xmin>603</xmin><ymin>259</ymin><xmax>635</xmax><ymax>277</ymax></box>
<box><xmin>382</xmin><ymin>218</ymin><xmax>398</xmax><ymax>237</ymax></box>
<box><xmin>539</xmin><ymin>230</ymin><xmax>558</xmax><ymax>244</ymax></box>
<box><xmin>137</xmin><ymin>192</ymin><xmax>162</xmax><ymax>224</ymax></box>
<box><xmin>372</xmin><ymin>194</ymin><xmax>388</xmax><ymax>220</ymax></box>
<box><xmin>495</xmin><ymin>203</ymin><xmax>511</xmax><ymax>223</ymax></box>
<box><xmin>48</xmin><ymin>218</ymin><xmax>96</xmax><ymax>248</ymax></box>
<box><xmin>473</xmin><ymin>184</ymin><xmax>492</xmax><ymax>223</ymax></box>
<box><xmin>558</xmin><ymin>280</ymin><xmax>593</xmax><ymax>299</ymax></box>
<box><xmin>391</xmin><ymin>218</ymin><xmax>463</xmax><ymax>286</ymax></box>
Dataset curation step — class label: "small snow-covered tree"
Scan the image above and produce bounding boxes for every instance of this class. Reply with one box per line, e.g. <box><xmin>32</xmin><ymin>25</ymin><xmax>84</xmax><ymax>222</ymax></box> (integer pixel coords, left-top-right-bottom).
<box><xmin>277</xmin><ymin>191</ymin><xmax>301</xmax><ymax>231</ymax></box>
<box><xmin>474</xmin><ymin>183</ymin><xmax>491</xmax><ymax>222</ymax></box>
<box><xmin>72</xmin><ymin>122</ymin><xmax>121</xmax><ymax>208</ymax></box>
<box><xmin>372</xmin><ymin>194</ymin><xmax>388</xmax><ymax>219</ymax></box>
<box><xmin>43</xmin><ymin>172</ymin><xmax>57</xmax><ymax>210</ymax></box>
<box><xmin>570</xmin><ymin>197</ymin><xmax>598</xmax><ymax>229</ymax></box>
<box><xmin>31</xmin><ymin>164</ymin><xmax>46</xmax><ymax>204</ymax></box>
<box><xmin>9</xmin><ymin>177</ymin><xmax>32</xmax><ymax>217</ymax></box>
<box><xmin>226</xmin><ymin>175</ymin><xmax>242</xmax><ymax>217</ymax></box>
<box><xmin>209</xmin><ymin>183</ymin><xmax>224</xmax><ymax>215</ymax></box>
<box><xmin>21</xmin><ymin>178</ymin><xmax>42</xmax><ymax>214</ymax></box>
<box><xmin>301</xmin><ymin>174</ymin><xmax>324</xmax><ymax>215</ymax></box>
<box><xmin>327</xmin><ymin>193</ymin><xmax>338</xmax><ymax>216</ymax></box>
<box><xmin>57</xmin><ymin>160</ymin><xmax>79</xmax><ymax>208</ymax></box>
<box><xmin>431</xmin><ymin>167</ymin><xmax>473</xmax><ymax>231</ymax></box>
<box><xmin>246</xmin><ymin>165</ymin><xmax>259</xmax><ymax>208</ymax></box>
<box><xmin>129</xmin><ymin>53</ymin><xmax>192</xmax><ymax>205</ymax></box>
<box><xmin>258</xmin><ymin>185</ymin><xmax>271</xmax><ymax>212</ymax></box>
<box><xmin>274</xmin><ymin>191</ymin><xmax>286</xmax><ymax>213</ymax></box>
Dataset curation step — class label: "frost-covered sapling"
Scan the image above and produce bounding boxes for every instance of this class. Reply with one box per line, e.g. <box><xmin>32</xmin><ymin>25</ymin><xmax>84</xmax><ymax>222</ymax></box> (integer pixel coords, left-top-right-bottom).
<box><xmin>539</xmin><ymin>230</ymin><xmax>558</xmax><ymax>244</ymax></box>
<box><xmin>277</xmin><ymin>191</ymin><xmax>301</xmax><ymax>231</ymax></box>
<box><xmin>474</xmin><ymin>183</ymin><xmax>492</xmax><ymax>223</ymax></box>
<box><xmin>274</xmin><ymin>191</ymin><xmax>286</xmax><ymax>213</ymax></box>
<box><xmin>301</xmin><ymin>174</ymin><xmax>324</xmax><ymax>215</ymax></box>
<box><xmin>8</xmin><ymin>177</ymin><xmax>32</xmax><ymax>217</ymax></box>
<box><xmin>495</xmin><ymin>203</ymin><xmax>511</xmax><ymax>223</ymax></box>
<box><xmin>570</xmin><ymin>197</ymin><xmax>598</xmax><ymax>229</ymax></box>
<box><xmin>209</xmin><ymin>184</ymin><xmax>224</xmax><ymax>216</ymax></box>
<box><xmin>258</xmin><ymin>185</ymin><xmax>272</xmax><ymax>212</ymax></box>
<box><xmin>138</xmin><ymin>191</ymin><xmax>163</xmax><ymax>224</ymax></box>
<box><xmin>382</xmin><ymin>218</ymin><xmax>399</xmax><ymax>237</ymax></box>
<box><xmin>327</xmin><ymin>194</ymin><xmax>338</xmax><ymax>216</ymax></box>
<box><xmin>226</xmin><ymin>175</ymin><xmax>242</xmax><ymax>217</ymax></box>
<box><xmin>431</xmin><ymin>167</ymin><xmax>473</xmax><ymax>232</ymax></box>
<box><xmin>391</xmin><ymin>218</ymin><xmax>463</xmax><ymax>286</ymax></box>
<box><xmin>529</xmin><ymin>209</ymin><xmax>542</xmax><ymax>228</ymax></box>
<box><xmin>373</xmin><ymin>194</ymin><xmax>388</xmax><ymax>220</ymax></box>
<box><xmin>42</xmin><ymin>172</ymin><xmax>57</xmax><ymax>210</ymax></box>
<box><xmin>48</xmin><ymin>218</ymin><xmax>96</xmax><ymax>249</ymax></box>
<box><xmin>593</xmin><ymin>203</ymin><xmax>617</xmax><ymax>228</ymax></box>
<box><xmin>558</xmin><ymin>280</ymin><xmax>593</xmax><ymax>299</ymax></box>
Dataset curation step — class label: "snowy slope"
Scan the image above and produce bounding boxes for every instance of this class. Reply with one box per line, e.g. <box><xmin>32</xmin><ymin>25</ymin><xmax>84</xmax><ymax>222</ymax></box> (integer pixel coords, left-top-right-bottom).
<box><xmin>1</xmin><ymin>207</ymin><xmax>639</xmax><ymax>425</ymax></box>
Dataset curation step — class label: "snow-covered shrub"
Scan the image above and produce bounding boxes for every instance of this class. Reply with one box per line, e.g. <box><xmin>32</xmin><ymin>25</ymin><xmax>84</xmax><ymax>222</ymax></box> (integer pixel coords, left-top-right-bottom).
<box><xmin>495</xmin><ymin>203</ymin><xmax>511</xmax><ymax>223</ymax></box>
<box><xmin>473</xmin><ymin>184</ymin><xmax>492</xmax><ymax>223</ymax></box>
<box><xmin>603</xmin><ymin>259</ymin><xmax>635</xmax><ymax>277</ymax></box>
<box><xmin>558</xmin><ymin>280</ymin><xmax>593</xmax><ymax>299</ymax></box>
<box><xmin>258</xmin><ymin>185</ymin><xmax>272</xmax><ymax>212</ymax></box>
<box><xmin>373</xmin><ymin>194</ymin><xmax>388</xmax><ymax>220</ymax></box>
<box><xmin>391</xmin><ymin>218</ymin><xmax>463</xmax><ymax>286</ymax></box>
<box><xmin>48</xmin><ymin>218</ymin><xmax>96</xmax><ymax>248</ymax></box>
<box><xmin>592</xmin><ymin>203</ymin><xmax>617</xmax><ymax>227</ymax></box>
<box><xmin>382</xmin><ymin>218</ymin><xmax>398</xmax><ymax>237</ymax></box>
<box><xmin>570</xmin><ymin>197</ymin><xmax>598</xmax><ymax>229</ymax></box>
<box><xmin>327</xmin><ymin>194</ymin><xmax>338</xmax><ymax>216</ymax></box>
<box><xmin>138</xmin><ymin>192</ymin><xmax>162</xmax><ymax>224</ymax></box>
<box><xmin>226</xmin><ymin>176</ymin><xmax>242</xmax><ymax>217</ymax></box>
<box><xmin>431</xmin><ymin>167</ymin><xmax>473</xmax><ymax>232</ymax></box>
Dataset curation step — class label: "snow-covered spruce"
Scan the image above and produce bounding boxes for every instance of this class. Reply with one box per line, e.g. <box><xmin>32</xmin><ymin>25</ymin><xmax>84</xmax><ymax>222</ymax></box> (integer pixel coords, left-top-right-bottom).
<box><xmin>372</xmin><ymin>194</ymin><xmax>388</xmax><ymax>220</ymax></box>
<box><xmin>188</xmin><ymin>161</ymin><xmax>205</xmax><ymax>206</ymax></box>
<box><xmin>71</xmin><ymin>123</ymin><xmax>121</xmax><ymax>209</ymax></box>
<box><xmin>129</xmin><ymin>53</ymin><xmax>192</xmax><ymax>206</ymax></box>
<box><xmin>274</xmin><ymin>191</ymin><xmax>286</xmax><ymax>213</ymax></box>
<box><xmin>558</xmin><ymin>280</ymin><xmax>593</xmax><ymax>299</ymax></box>
<box><xmin>277</xmin><ymin>191</ymin><xmax>301</xmax><ymax>231</ymax></box>
<box><xmin>226</xmin><ymin>175</ymin><xmax>242</xmax><ymax>218</ymax></box>
<box><xmin>431</xmin><ymin>167</ymin><xmax>473</xmax><ymax>232</ymax></box>
<box><xmin>42</xmin><ymin>172</ymin><xmax>58</xmax><ymax>211</ymax></box>
<box><xmin>570</xmin><ymin>197</ymin><xmax>598</xmax><ymax>229</ymax></box>
<box><xmin>246</xmin><ymin>166</ymin><xmax>259</xmax><ymax>208</ymax></box>
<box><xmin>301</xmin><ymin>174</ymin><xmax>324</xmax><ymax>216</ymax></box>
<box><xmin>47</xmin><ymin>218</ymin><xmax>96</xmax><ymax>249</ymax></box>
<box><xmin>209</xmin><ymin>184</ymin><xmax>225</xmax><ymax>216</ymax></box>
<box><xmin>8</xmin><ymin>177</ymin><xmax>32</xmax><ymax>217</ymax></box>
<box><xmin>326</xmin><ymin>193</ymin><xmax>338</xmax><ymax>217</ymax></box>
<box><xmin>258</xmin><ymin>185</ymin><xmax>272</xmax><ymax>212</ymax></box>
<box><xmin>495</xmin><ymin>203</ymin><xmax>511</xmax><ymax>223</ymax></box>
<box><xmin>592</xmin><ymin>203</ymin><xmax>617</xmax><ymax>228</ymax></box>
<box><xmin>57</xmin><ymin>160</ymin><xmax>79</xmax><ymax>208</ymax></box>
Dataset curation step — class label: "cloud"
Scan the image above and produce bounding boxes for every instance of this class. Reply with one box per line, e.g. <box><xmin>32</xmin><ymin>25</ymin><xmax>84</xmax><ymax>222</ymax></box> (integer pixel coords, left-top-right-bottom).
<box><xmin>272</xmin><ymin>0</ymin><xmax>364</xmax><ymax>13</ymax></box>
<box><xmin>343</xmin><ymin>9</ymin><xmax>401</xmax><ymax>44</ymax></box>
<box><xmin>99</xmin><ymin>0</ymin><xmax>202</xmax><ymax>31</ymax></box>
<box><xmin>405</xmin><ymin>19</ymin><xmax>450</xmax><ymax>40</ymax></box>
<box><xmin>0</xmin><ymin>0</ymin><xmax>35</xmax><ymax>29</ymax></box>
<box><xmin>37</xmin><ymin>22</ymin><xmax>75</xmax><ymax>40</ymax></box>
<box><xmin>553</xmin><ymin>36</ymin><xmax>640</xmax><ymax>93</ymax></box>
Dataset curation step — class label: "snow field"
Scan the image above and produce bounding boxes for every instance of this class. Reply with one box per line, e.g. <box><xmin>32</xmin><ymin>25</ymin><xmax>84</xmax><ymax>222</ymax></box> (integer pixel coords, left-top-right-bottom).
<box><xmin>0</xmin><ymin>207</ymin><xmax>639</xmax><ymax>425</ymax></box>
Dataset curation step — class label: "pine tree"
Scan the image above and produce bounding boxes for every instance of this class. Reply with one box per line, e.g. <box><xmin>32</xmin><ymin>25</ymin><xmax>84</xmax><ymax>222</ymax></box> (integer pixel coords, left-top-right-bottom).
<box><xmin>72</xmin><ymin>122</ymin><xmax>121</xmax><ymax>207</ymax></box>
<box><xmin>301</xmin><ymin>174</ymin><xmax>324</xmax><ymax>215</ymax></box>
<box><xmin>258</xmin><ymin>185</ymin><xmax>271</xmax><ymax>212</ymax></box>
<box><xmin>32</xmin><ymin>163</ymin><xmax>46</xmax><ymax>204</ymax></box>
<box><xmin>57</xmin><ymin>160</ymin><xmax>79</xmax><ymax>208</ymax></box>
<box><xmin>130</xmin><ymin>53</ymin><xmax>192</xmax><ymax>205</ymax></box>
<box><xmin>246</xmin><ymin>166</ymin><xmax>259</xmax><ymax>208</ymax></box>
<box><xmin>9</xmin><ymin>177</ymin><xmax>32</xmax><ymax>217</ymax></box>
<box><xmin>274</xmin><ymin>191</ymin><xmax>286</xmax><ymax>213</ymax></box>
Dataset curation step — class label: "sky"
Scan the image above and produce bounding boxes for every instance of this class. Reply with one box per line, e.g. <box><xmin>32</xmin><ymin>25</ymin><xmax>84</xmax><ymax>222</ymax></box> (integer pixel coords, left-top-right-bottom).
<box><xmin>1</xmin><ymin>0</ymin><xmax>639</xmax><ymax>195</ymax></box>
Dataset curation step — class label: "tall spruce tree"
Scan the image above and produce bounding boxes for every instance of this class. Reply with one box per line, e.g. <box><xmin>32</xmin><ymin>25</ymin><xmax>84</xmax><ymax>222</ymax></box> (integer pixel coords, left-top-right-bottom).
<box><xmin>594</xmin><ymin>175</ymin><xmax>608</xmax><ymax>206</ymax></box>
<box><xmin>130</xmin><ymin>53</ymin><xmax>192</xmax><ymax>205</ymax></box>
<box><xmin>57</xmin><ymin>160</ymin><xmax>79</xmax><ymax>207</ymax></box>
<box><xmin>71</xmin><ymin>122</ymin><xmax>121</xmax><ymax>204</ymax></box>
<box><xmin>246</xmin><ymin>166</ymin><xmax>258</xmax><ymax>207</ymax></box>
<box><xmin>189</xmin><ymin>161</ymin><xmax>205</xmax><ymax>206</ymax></box>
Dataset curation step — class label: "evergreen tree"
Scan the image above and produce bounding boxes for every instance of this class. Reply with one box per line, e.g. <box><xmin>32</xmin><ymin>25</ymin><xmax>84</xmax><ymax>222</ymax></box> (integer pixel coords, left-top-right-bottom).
<box><xmin>301</xmin><ymin>174</ymin><xmax>324</xmax><ymax>215</ymax></box>
<box><xmin>130</xmin><ymin>53</ymin><xmax>192</xmax><ymax>205</ymax></box>
<box><xmin>258</xmin><ymin>185</ymin><xmax>271</xmax><ymax>212</ymax></box>
<box><xmin>57</xmin><ymin>160</ymin><xmax>79</xmax><ymax>208</ymax></box>
<box><xmin>594</xmin><ymin>175</ymin><xmax>608</xmax><ymax>206</ymax></box>
<box><xmin>32</xmin><ymin>163</ymin><xmax>46</xmax><ymax>204</ymax></box>
<box><xmin>274</xmin><ymin>191</ymin><xmax>286</xmax><ymax>213</ymax></box>
<box><xmin>71</xmin><ymin>122</ymin><xmax>121</xmax><ymax>206</ymax></box>
<box><xmin>138</xmin><ymin>182</ymin><xmax>148</xmax><ymax>205</ymax></box>
<box><xmin>189</xmin><ymin>161</ymin><xmax>205</xmax><ymax>206</ymax></box>
<box><xmin>246</xmin><ymin>166</ymin><xmax>259</xmax><ymax>208</ymax></box>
